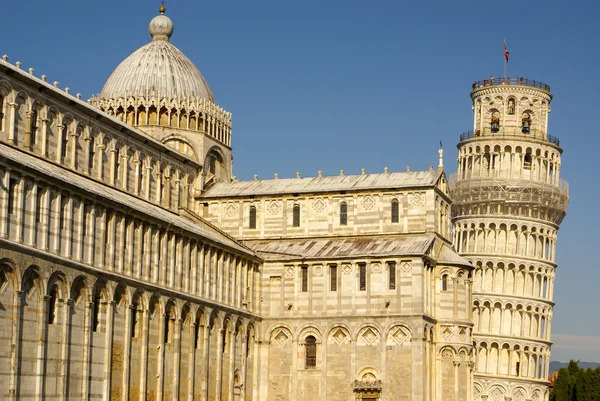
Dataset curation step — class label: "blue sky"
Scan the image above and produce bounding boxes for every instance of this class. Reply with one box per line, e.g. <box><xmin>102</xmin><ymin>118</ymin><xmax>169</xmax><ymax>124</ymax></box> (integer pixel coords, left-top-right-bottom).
<box><xmin>1</xmin><ymin>0</ymin><xmax>598</xmax><ymax>362</ymax></box>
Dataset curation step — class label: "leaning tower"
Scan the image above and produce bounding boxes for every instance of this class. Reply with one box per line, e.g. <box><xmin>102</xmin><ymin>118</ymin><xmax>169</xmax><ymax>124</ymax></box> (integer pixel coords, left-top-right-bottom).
<box><xmin>449</xmin><ymin>77</ymin><xmax>569</xmax><ymax>401</ymax></box>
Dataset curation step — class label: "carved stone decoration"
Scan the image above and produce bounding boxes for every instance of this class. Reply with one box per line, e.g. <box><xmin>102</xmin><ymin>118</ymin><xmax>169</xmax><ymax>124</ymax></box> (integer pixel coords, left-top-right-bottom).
<box><xmin>328</xmin><ymin>327</ymin><xmax>350</xmax><ymax>346</ymax></box>
<box><xmin>284</xmin><ymin>265</ymin><xmax>295</xmax><ymax>277</ymax></box>
<box><xmin>400</xmin><ymin>261</ymin><xmax>412</xmax><ymax>272</ymax></box>
<box><xmin>271</xmin><ymin>328</ymin><xmax>291</xmax><ymax>347</ymax></box>
<box><xmin>489</xmin><ymin>385</ymin><xmax>506</xmax><ymax>401</ymax></box>
<box><xmin>342</xmin><ymin>263</ymin><xmax>352</xmax><ymax>275</ymax></box>
<box><xmin>357</xmin><ymin>326</ymin><xmax>380</xmax><ymax>346</ymax></box>
<box><xmin>441</xmin><ymin>326</ymin><xmax>453</xmax><ymax>340</ymax></box>
<box><xmin>370</xmin><ymin>262</ymin><xmax>382</xmax><ymax>274</ymax></box>
<box><xmin>313</xmin><ymin>264</ymin><xmax>323</xmax><ymax>277</ymax></box>
<box><xmin>312</xmin><ymin>197</ymin><xmax>326</xmax><ymax>212</ymax></box>
<box><xmin>387</xmin><ymin>325</ymin><xmax>409</xmax><ymax>346</ymax></box>
<box><xmin>512</xmin><ymin>388</ymin><xmax>526</xmax><ymax>401</ymax></box>
<box><xmin>362</xmin><ymin>195</ymin><xmax>375</xmax><ymax>210</ymax></box>
<box><xmin>459</xmin><ymin>327</ymin><xmax>467</xmax><ymax>341</ymax></box>
<box><xmin>224</xmin><ymin>202</ymin><xmax>238</xmax><ymax>217</ymax></box>
<box><xmin>410</xmin><ymin>192</ymin><xmax>424</xmax><ymax>206</ymax></box>
<box><xmin>267</xmin><ymin>200</ymin><xmax>282</xmax><ymax>215</ymax></box>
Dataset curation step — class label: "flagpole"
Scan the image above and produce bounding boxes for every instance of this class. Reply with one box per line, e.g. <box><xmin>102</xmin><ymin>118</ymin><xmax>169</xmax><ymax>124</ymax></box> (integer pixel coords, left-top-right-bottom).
<box><xmin>504</xmin><ymin>37</ymin><xmax>507</xmax><ymax>79</ymax></box>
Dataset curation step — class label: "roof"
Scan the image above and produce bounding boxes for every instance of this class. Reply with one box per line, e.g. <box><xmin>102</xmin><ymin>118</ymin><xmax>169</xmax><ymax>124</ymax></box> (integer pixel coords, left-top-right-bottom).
<box><xmin>437</xmin><ymin>244</ymin><xmax>472</xmax><ymax>267</ymax></box>
<box><xmin>243</xmin><ymin>235</ymin><xmax>436</xmax><ymax>262</ymax></box>
<box><xmin>202</xmin><ymin>170</ymin><xmax>443</xmax><ymax>198</ymax></box>
<box><xmin>99</xmin><ymin>11</ymin><xmax>214</xmax><ymax>102</ymax></box>
<box><xmin>0</xmin><ymin>144</ymin><xmax>254</xmax><ymax>257</ymax></box>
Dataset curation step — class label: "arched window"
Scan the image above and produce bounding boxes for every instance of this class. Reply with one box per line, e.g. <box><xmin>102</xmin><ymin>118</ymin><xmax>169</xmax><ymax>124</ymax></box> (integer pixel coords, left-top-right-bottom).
<box><xmin>340</xmin><ymin>202</ymin><xmax>347</xmax><ymax>226</ymax></box>
<box><xmin>391</xmin><ymin>199</ymin><xmax>399</xmax><ymax>223</ymax></box>
<box><xmin>92</xmin><ymin>295</ymin><xmax>101</xmax><ymax>332</ymax></box>
<box><xmin>249</xmin><ymin>206</ymin><xmax>257</xmax><ymax>229</ymax></box>
<box><xmin>293</xmin><ymin>204</ymin><xmax>300</xmax><ymax>227</ymax></box>
<box><xmin>305</xmin><ymin>336</ymin><xmax>317</xmax><ymax>368</ymax></box>
<box><xmin>521</xmin><ymin>112</ymin><xmax>531</xmax><ymax>133</ymax></box>
<box><xmin>524</xmin><ymin>153</ymin><xmax>532</xmax><ymax>170</ymax></box>
<box><xmin>30</xmin><ymin>109</ymin><xmax>38</xmax><ymax>146</ymax></box>
<box><xmin>359</xmin><ymin>263</ymin><xmax>367</xmax><ymax>291</ymax></box>
<box><xmin>0</xmin><ymin>94</ymin><xmax>4</xmax><ymax>131</ymax></box>
<box><xmin>442</xmin><ymin>274</ymin><xmax>448</xmax><ymax>291</ymax></box>
<box><xmin>490</xmin><ymin>110</ymin><xmax>500</xmax><ymax>133</ymax></box>
<box><xmin>48</xmin><ymin>286</ymin><xmax>58</xmax><ymax>324</ymax></box>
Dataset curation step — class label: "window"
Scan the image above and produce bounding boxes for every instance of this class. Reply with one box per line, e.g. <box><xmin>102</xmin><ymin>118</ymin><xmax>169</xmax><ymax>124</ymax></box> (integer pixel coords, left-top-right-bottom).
<box><xmin>305</xmin><ymin>336</ymin><xmax>316</xmax><ymax>368</ymax></box>
<box><xmin>391</xmin><ymin>199</ymin><xmax>399</xmax><ymax>223</ymax></box>
<box><xmin>48</xmin><ymin>286</ymin><xmax>58</xmax><ymax>324</ymax></box>
<box><xmin>330</xmin><ymin>265</ymin><xmax>337</xmax><ymax>291</ymax></box>
<box><xmin>359</xmin><ymin>263</ymin><xmax>366</xmax><ymax>291</ymax></box>
<box><xmin>164</xmin><ymin>313</ymin><xmax>171</xmax><ymax>343</ymax></box>
<box><xmin>249</xmin><ymin>205</ymin><xmax>257</xmax><ymax>229</ymax></box>
<box><xmin>130</xmin><ymin>306</ymin><xmax>138</xmax><ymax>338</ymax></box>
<box><xmin>30</xmin><ymin>109</ymin><xmax>38</xmax><ymax>145</ymax></box>
<box><xmin>442</xmin><ymin>274</ymin><xmax>448</xmax><ymax>291</ymax></box>
<box><xmin>88</xmin><ymin>143</ymin><xmax>95</xmax><ymax>173</ymax></box>
<box><xmin>293</xmin><ymin>204</ymin><xmax>300</xmax><ymax>227</ymax></box>
<box><xmin>340</xmin><ymin>202</ymin><xmax>347</xmax><ymax>226</ymax></box>
<box><xmin>524</xmin><ymin>153</ymin><xmax>532</xmax><ymax>170</ymax></box>
<box><xmin>521</xmin><ymin>112</ymin><xmax>531</xmax><ymax>133</ymax></box>
<box><xmin>301</xmin><ymin>266</ymin><xmax>308</xmax><ymax>292</ymax></box>
<box><xmin>92</xmin><ymin>296</ymin><xmax>100</xmax><ymax>332</ymax></box>
<box><xmin>35</xmin><ymin>191</ymin><xmax>43</xmax><ymax>223</ymax></box>
<box><xmin>491</xmin><ymin>111</ymin><xmax>500</xmax><ymax>133</ymax></box>
<box><xmin>0</xmin><ymin>94</ymin><xmax>4</xmax><ymax>131</ymax></box>
<box><xmin>388</xmin><ymin>262</ymin><xmax>396</xmax><ymax>290</ymax></box>
<box><xmin>8</xmin><ymin>178</ymin><xmax>17</xmax><ymax>214</ymax></box>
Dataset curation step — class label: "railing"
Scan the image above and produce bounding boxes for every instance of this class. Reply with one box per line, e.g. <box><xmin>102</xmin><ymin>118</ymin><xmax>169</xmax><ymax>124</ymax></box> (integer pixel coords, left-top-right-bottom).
<box><xmin>459</xmin><ymin>128</ymin><xmax>560</xmax><ymax>147</ymax></box>
<box><xmin>472</xmin><ymin>77</ymin><xmax>550</xmax><ymax>92</ymax></box>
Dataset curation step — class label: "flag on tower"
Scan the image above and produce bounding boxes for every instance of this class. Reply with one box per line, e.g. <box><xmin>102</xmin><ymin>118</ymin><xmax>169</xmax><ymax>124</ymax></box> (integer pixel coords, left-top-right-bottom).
<box><xmin>504</xmin><ymin>38</ymin><xmax>510</xmax><ymax>63</ymax></box>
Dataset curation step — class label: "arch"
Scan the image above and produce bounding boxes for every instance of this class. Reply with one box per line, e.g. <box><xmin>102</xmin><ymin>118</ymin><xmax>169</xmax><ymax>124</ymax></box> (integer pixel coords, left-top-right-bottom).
<box><xmin>339</xmin><ymin>201</ymin><xmax>348</xmax><ymax>225</ymax></box>
<box><xmin>292</xmin><ymin>204</ymin><xmax>301</xmax><ymax>227</ymax></box>
<box><xmin>391</xmin><ymin>198</ymin><xmax>399</xmax><ymax>223</ymax></box>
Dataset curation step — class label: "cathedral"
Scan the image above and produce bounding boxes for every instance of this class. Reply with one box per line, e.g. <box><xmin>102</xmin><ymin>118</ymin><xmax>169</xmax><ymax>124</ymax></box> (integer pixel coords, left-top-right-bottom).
<box><xmin>0</xmin><ymin>5</ymin><xmax>567</xmax><ymax>401</ymax></box>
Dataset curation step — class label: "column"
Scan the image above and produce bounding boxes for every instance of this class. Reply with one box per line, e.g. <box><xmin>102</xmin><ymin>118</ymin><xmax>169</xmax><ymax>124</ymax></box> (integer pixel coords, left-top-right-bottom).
<box><xmin>58</xmin><ymin>299</ymin><xmax>73</xmax><ymax>401</ymax></box>
<box><xmin>40</xmin><ymin>117</ymin><xmax>48</xmax><ymax>157</ymax></box>
<box><xmin>28</xmin><ymin>181</ymin><xmax>39</xmax><ymax>246</ymax></box>
<box><xmin>52</xmin><ymin>192</ymin><xmax>62</xmax><ymax>253</ymax></box>
<box><xmin>240</xmin><ymin>326</ymin><xmax>248</xmax><ymax>401</ymax></box>
<box><xmin>122</xmin><ymin>304</ymin><xmax>134</xmax><ymax>401</ymax></box>
<box><xmin>228</xmin><ymin>325</ymin><xmax>236</xmax><ymax>401</ymax></box>
<box><xmin>35</xmin><ymin>295</ymin><xmax>50</xmax><ymax>399</ymax></box>
<box><xmin>200</xmin><ymin>319</ymin><xmax>211</xmax><ymax>401</ymax></box>
<box><xmin>109</xmin><ymin>149</ymin><xmax>117</xmax><ymax>186</ymax></box>
<box><xmin>0</xmin><ymin>169</ymin><xmax>9</xmax><ymax>238</ymax></box>
<box><xmin>188</xmin><ymin>320</ymin><xmax>197</xmax><ymax>401</ymax></box>
<box><xmin>64</xmin><ymin>198</ymin><xmax>73</xmax><ymax>257</ymax></box>
<box><xmin>215</xmin><ymin>325</ymin><xmax>224</xmax><ymax>401</ymax></box>
<box><xmin>81</xmin><ymin>301</ymin><xmax>93</xmax><ymax>401</ymax></box>
<box><xmin>7</xmin><ymin>102</ymin><xmax>16</xmax><ymax>143</ymax></box>
<box><xmin>156</xmin><ymin>313</ymin><xmax>166</xmax><ymax>401</ymax></box>
<box><xmin>102</xmin><ymin>301</ymin><xmax>116</xmax><ymax>401</ymax></box>
<box><xmin>133</xmin><ymin>160</ymin><xmax>141</xmax><ymax>196</ymax></box>
<box><xmin>96</xmin><ymin>144</ymin><xmax>105</xmax><ymax>180</ymax></box>
<box><xmin>16</xmin><ymin>176</ymin><xmax>25</xmax><ymax>243</ymax></box>
<box><xmin>8</xmin><ymin>290</ymin><xmax>23</xmax><ymax>401</ymax></box>
<box><xmin>172</xmin><ymin>318</ymin><xmax>182</xmax><ymax>401</ymax></box>
<box><xmin>76</xmin><ymin>200</ymin><xmax>84</xmax><ymax>261</ymax></box>
<box><xmin>139</xmin><ymin>309</ymin><xmax>150</xmax><ymax>401</ymax></box>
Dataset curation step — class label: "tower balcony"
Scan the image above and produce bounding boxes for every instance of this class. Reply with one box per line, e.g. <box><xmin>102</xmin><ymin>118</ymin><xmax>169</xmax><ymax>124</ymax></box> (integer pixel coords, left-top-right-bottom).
<box><xmin>459</xmin><ymin>128</ymin><xmax>560</xmax><ymax>148</ymax></box>
<box><xmin>448</xmin><ymin>173</ymin><xmax>569</xmax><ymax>223</ymax></box>
<box><xmin>471</xmin><ymin>77</ymin><xmax>551</xmax><ymax>93</ymax></box>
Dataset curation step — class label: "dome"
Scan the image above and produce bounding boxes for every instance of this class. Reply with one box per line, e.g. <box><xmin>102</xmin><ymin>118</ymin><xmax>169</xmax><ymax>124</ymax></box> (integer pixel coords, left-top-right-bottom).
<box><xmin>99</xmin><ymin>7</ymin><xmax>214</xmax><ymax>102</ymax></box>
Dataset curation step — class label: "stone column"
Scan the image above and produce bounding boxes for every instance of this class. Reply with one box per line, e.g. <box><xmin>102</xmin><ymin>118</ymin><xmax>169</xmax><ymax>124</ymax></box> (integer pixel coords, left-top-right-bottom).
<box><xmin>35</xmin><ymin>295</ymin><xmax>50</xmax><ymax>399</ymax></box>
<box><xmin>156</xmin><ymin>313</ymin><xmax>166</xmax><ymax>401</ymax></box>
<box><xmin>81</xmin><ymin>301</ymin><xmax>93</xmax><ymax>401</ymax></box>
<box><xmin>64</xmin><ymin>198</ymin><xmax>73</xmax><ymax>258</ymax></box>
<box><xmin>228</xmin><ymin>326</ymin><xmax>236</xmax><ymax>401</ymax></box>
<box><xmin>96</xmin><ymin>144</ymin><xmax>105</xmax><ymax>180</ymax></box>
<box><xmin>40</xmin><ymin>117</ymin><xmax>48</xmax><ymax>157</ymax></box>
<box><xmin>69</xmin><ymin>130</ymin><xmax>77</xmax><ymax>169</ymax></box>
<box><xmin>215</xmin><ymin>325</ymin><xmax>224</xmax><ymax>401</ymax></box>
<box><xmin>173</xmin><ymin>318</ymin><xmax>182</xmax><ymax>400</ymax></box>
<box><xmin>8</xmin><ymin>290</ymin><xmax>23</xmax><ymax>401</ymax></box>
<box><xmin>7</xmin><ymin>102</ymin><xmax>16</xmax><ymax>143</ymax></box>
<box><xmin>200</xmin><ymin>322</ymin><xmax>211</xmax><ymax>401</ymax></box>
<box><xmin>122</xmin><ymin>304</ymin><xmax>134</xmax><ymax>401</ymax></box>
<box><xmin>58</xmin><ymin>299</ymin><xmax>73</xmax><ymax>401</ymax></box>
<box><xmin>188</xmin><ymin>320</ymin><xmax>197</xmax><ymax>401</ymax></box>
<box><xmin>139</xmin><ymin>309</ymin><xmax>150</xmax><ymax>401</ymax></box>
<box><xmin>102</xmin><ymin>301</ymin><xmax>116</xmax><ymax>401</ymax></box>
<box><xmin>15</xmin><ymin>176</ymin><xmax>25</xmax><ymax>243</ymax></box>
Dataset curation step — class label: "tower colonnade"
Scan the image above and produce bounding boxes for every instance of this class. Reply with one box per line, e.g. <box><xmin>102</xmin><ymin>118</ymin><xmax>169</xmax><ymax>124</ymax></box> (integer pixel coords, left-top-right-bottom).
<box><xmin>450</xmin><ymin>78</ymin><xmax>568</xmax><ymax>401</ymax></box>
